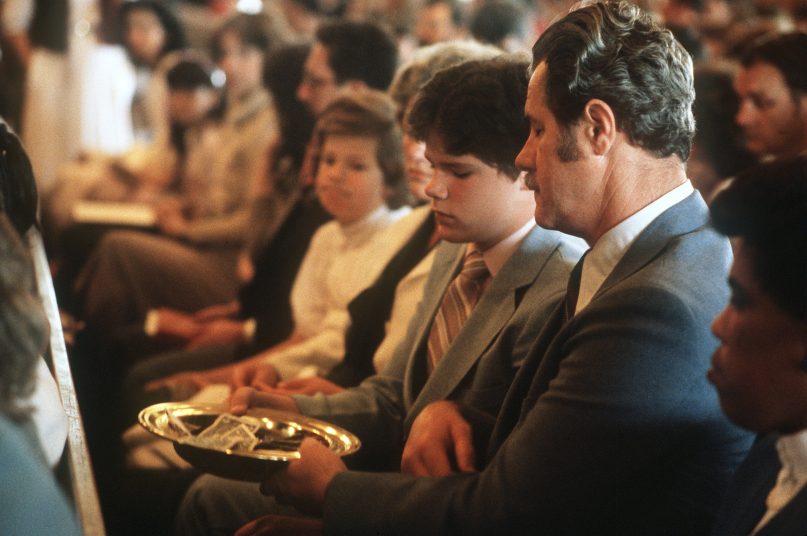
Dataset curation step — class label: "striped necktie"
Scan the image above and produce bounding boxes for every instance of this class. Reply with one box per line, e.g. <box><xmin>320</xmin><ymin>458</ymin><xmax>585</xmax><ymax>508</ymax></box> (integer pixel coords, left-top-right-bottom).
<box><xmin>426</xmin><ymin>247</ymin><xmax>490</xmax><ymax>373</ymax></box>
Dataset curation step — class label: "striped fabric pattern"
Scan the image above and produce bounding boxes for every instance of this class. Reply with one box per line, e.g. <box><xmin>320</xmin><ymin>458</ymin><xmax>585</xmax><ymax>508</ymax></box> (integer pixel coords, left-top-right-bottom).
<box><xmin>426</xmin><ymin>247</ymin><xmax>490</xmax><ymax>373</ymax></box>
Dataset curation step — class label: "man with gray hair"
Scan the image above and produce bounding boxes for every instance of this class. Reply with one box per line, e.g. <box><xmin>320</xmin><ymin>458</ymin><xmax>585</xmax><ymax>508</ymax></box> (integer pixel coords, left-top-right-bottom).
<box><xmin>229</xmin><ymin>2</ymin><xmax>753</xmax><ymax>534</ymax></box>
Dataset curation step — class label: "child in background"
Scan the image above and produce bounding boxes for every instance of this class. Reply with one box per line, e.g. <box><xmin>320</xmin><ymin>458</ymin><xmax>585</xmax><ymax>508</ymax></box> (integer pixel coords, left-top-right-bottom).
<box><xmin>144</xmin><ymin>89</ymin><xmax>413</xmax><ymax>402</ymax></box>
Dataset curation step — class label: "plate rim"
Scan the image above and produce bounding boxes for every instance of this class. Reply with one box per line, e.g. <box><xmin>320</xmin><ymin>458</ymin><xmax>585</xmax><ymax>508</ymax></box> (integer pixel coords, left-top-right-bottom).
<box><xmin>137</xmin><ymin>401</ymin><xmax>361</xmax><ymax>462</ymax></box>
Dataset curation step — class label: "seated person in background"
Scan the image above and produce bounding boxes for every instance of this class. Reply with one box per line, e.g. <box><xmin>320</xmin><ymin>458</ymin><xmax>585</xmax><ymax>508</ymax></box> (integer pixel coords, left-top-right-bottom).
<box><xmin>47</xmin><ymin>52</ymin><xmax>224</xmax><ymax>235</ymax></box>
<box><xmin>707</xmin><ymin>157</ymin><xmax>807</xmax><ymax>536</ymax></box>
<box><xmin>0</xmin><ymin>213</ymin><xmax>80</xmax><ymax>535</ymax></box>
<box><xmin>46</xmin><ymin>53</ymin><xmax>225</xmax><ymax>304</ymax></box>
<box><xmin>177</xmin><ymin>55</ymin><xmax>585</xmax><ymax>536</ymax></box>
<box><xmin>468</xmin><ymin>0</ymin><xmax>529</xmax><ymax>53</ymax></box>
<box><xmin>116</xmin><ymin>0</ymin><xmax>188</xmax><ymax>145</ymax></box>
<box><xmin>223</xmin><ymin>3</ymin><xmax>752</xmax><ymax>535</ymax></box>
<box><xmin>138</xmin><ymin>16</ymin><xmax>404</xmax><ymax>355</ymax></box>
<box><xmin>118</xmin><ymin>19</ymin><xmax>402</xmax><ymax>418</ymax></box>
<box><xmin>689</xmin><ymin>66</ymin><xmax>756</xmax><ymax>201</ymax></box>
<box><xmin>119</xmin><ymin>43</ymin><xmax>325</xmax><ymax>419</ymax></box>
<box><xmin>734</xmin><ymin>32</ymin><xmax>807</xmax><ymax>162</ymax></box>
<box><xmin>73</xmin><ymin>12</ymin><xmax>280</xmax><ymax>335</ymax></box>
<box><xmin>124</xmin><ymin>44</ymin><xmax>317</xmax><ymax>360</ymax></box>
<box><xmin>0</xmin><ymin>121</ymin><xmax>68</xmax><ymax>468</ymax></box>
<box><xmin>272</xmin><ymin>40</ymin><xmax>503</xmax><ymax>396</ymax></box>
<box><xmin>146</xmin><ymin>89</ymin><xmax>412</xmax><ymax>401</ymax></box>
<box><xmin>106</xmin><ymin>89</ymin><xmax>409</xmax><ymax>536</ymax></box>
<box><xmin>414</xmin><ymin>0</ymin><xmax>465</xmax><ymax>46</ymax></box>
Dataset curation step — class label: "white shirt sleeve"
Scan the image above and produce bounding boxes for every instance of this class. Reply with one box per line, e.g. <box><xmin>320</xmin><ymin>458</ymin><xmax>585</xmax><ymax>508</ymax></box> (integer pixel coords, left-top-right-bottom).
<box><xmin>372</xmin><ymin>248</ymin><xmax>437</xmax><ymax>373</ymax></box>
<box><xmin>289</xmin><ymin>223</ymin><xmax>335</xmax><ymax>338</ymax></box>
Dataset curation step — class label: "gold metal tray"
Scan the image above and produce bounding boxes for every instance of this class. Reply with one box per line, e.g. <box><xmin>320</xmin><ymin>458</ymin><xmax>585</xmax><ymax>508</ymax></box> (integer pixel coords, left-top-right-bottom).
<box><xmin>138</xmin><ymin>402</ymin><xmax>360</xmax><ymax>481</ymax></box>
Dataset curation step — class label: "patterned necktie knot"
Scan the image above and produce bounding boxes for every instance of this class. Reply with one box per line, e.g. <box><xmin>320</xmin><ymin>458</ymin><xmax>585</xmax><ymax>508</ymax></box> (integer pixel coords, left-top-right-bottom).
<box><xmin>457</xmin><ymin>248</ymin><xmax>489</xmax><ymax>294</ymax></box>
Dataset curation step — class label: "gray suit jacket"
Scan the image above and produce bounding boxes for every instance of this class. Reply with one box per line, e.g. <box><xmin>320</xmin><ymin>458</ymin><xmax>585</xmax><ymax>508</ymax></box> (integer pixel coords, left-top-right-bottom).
<box><xmin>323</xmin><ymin>192</ymin><xmax>754</xmax><ymax>535</ymax></box>
<box><xmin>295</xmin><ymin>225</ymin><xmax>585</xmax><ymax>469</ymax></box>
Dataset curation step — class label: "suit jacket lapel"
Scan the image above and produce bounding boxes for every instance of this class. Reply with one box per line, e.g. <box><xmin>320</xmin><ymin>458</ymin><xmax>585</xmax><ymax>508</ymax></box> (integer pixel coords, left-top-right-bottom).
<box><xmin>490</xmin><ymin>192</ymin><xmax>711</xmax><ymax>451</ymax></box>
<box><xmin>402</xmin><ymin>242</ymin><xmax>465</xmax><ymax>408</ymax></box>
<box><xmin>405</xmin><ymin>227</ymin><xmax>565</xmax><ymax>424</ymax></box>
<box><xmin>758</xmin><ymin>482</ymin><xmax>807</xmax><ymax>535</ymax></box>
<box><xmin>592</xmin><ymin>191</ymin><xmax>709</xmax><ymax>302</ymax></box>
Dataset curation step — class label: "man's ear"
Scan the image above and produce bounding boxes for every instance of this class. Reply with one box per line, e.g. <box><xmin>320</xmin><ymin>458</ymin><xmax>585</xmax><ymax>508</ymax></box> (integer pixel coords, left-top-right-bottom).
<box><xmin>581</xmin><ymin>99</ymin><xmax>616</xmax><ymax>155</ymax></box>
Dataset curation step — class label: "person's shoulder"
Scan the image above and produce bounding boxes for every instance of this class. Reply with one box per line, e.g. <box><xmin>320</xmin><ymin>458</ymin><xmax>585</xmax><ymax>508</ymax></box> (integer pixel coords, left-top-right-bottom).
<box><xmin>311</xmin><ymin>219</ymin><xmax>342</xmax><ymax>242</ymax></box>
<box><xmin>641</xmin><ymin>223</ymin><xmax>730</xmax><ymax>306</ymax></box>
<box><xmin>0</xmin><ymin>416</ymin><xmax>82</xmax><ymax>536</ymax></box>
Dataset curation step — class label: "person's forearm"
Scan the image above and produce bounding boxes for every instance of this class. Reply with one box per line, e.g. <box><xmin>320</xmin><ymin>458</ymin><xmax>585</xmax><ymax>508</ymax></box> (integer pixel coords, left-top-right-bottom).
<box><xmin>4</xmin><ymin>33</ymin><xmax>32</xmax><ymax>67</ymax></box>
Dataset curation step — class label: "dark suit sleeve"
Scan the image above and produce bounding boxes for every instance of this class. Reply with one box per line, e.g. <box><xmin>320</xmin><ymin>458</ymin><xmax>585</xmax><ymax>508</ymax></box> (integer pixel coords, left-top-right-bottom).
<box><xmin>323</xmin><ymin>285</ymin><xmax>751</xmax><ymax>535</ymax></box>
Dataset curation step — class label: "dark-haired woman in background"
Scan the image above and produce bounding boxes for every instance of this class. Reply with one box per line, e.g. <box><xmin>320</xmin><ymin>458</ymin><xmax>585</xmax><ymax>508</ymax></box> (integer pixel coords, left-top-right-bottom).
<box><xmin>73</xmin><ymin>13</ymin><xmax>281</xmax><ymax>337</ymax></box>
<box><xmin>708</xmin><ymin>157</ymin><xmax>807</xmax><ymax>536</ymax></box>
<box><xmin>117</xmin><ymin>0</ymin><xmax>187</xmax><ymax>145</ymax></box>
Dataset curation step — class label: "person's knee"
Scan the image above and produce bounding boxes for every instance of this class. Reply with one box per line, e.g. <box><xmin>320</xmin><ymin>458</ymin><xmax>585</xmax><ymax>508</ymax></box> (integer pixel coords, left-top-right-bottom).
<box><xmin>176</xmin><ymin>475</ymin><xmax>212</xmax><ymax>535</ymax></box>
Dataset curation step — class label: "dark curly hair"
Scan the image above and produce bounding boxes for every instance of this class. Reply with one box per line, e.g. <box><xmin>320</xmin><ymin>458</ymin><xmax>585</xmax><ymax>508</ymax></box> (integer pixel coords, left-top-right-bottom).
<box><xmin>264</xmin><ymin>44</ymin><xmax>315</xmax><ymax>182</ymax></box>
<box><xmin>118</xmin><ymin>0</ymin><xmax>186</xmax><ymax>65</ymax></box>
<box><xmin>710</xmin><ymin>156</ymin><xmax>807</xmax><ymax>319</ymax></box>
<box><xmin>740</xmin><ymin>31</ymin><xmax>807</xmax><ymax>95</ymax></box>
<box><xmin>312</xmin><ymin>90</ymin><xmax>408</xmax><ymax>208</ymax></box>
<box><xmin>316</xmin><ymin>20</ymin><xmax>399</xmax><ymax>90</ymax></box>
<box><xmin>0</xmin><ymin>215</ymin><xmax>48</xmax><ymax>421</ymax></box>
<box><xmin>532</xmin><ymin>1</ymin><xmax>695</xmax><ymax>162</ymax></box>
<box><xmin>407</xmin><ymin>55</ymin><xmax>530</xmax><ymax>179</ymax></box>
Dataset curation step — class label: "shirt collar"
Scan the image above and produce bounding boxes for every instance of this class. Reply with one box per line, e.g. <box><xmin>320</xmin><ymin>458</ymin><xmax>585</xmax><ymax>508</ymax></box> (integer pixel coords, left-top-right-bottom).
<box><xmin>575</xmin><ymin>181</ymin><xmax>694</xmax><ymax>313</ymax></box>
<box><xmin>776</xmin><ymin>430</ymin><xmax>807</xmax><ymax>483</ymax></box>
<box><xmin>476</xmin><ymin>219</ymin><xmax>535</xmax><ymax>277</ymax></box>
<box><xmin>340</xmin><ymin>205</ymin><xmax>394</xmax><ymax>241</ymax></box>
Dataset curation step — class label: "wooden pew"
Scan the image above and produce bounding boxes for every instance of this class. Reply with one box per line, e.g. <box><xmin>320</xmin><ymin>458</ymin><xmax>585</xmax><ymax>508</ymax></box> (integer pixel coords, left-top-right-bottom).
<box><xmin>28</xmin><ymin>229</ymin><xmax>106</xmax><ymax>536</ymax></box>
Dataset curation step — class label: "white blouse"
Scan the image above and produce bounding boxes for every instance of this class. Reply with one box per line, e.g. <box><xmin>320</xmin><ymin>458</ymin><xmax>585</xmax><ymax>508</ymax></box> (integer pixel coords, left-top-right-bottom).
<box><xmin>269</xmin><ymin>204</ymin><xmax>412</xmax><ymax>380</ymax></box>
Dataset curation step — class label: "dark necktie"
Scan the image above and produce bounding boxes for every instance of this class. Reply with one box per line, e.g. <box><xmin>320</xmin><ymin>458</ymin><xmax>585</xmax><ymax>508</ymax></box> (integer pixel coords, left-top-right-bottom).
<box><xmin>564</xmin><ymin>253</ymin><xmax>588</xmax><ymax>322</ymax></box>
<box><xmin>426</xmin><ymin>247</ymin><xmax>490</xmax><ymax>373</ymax></box>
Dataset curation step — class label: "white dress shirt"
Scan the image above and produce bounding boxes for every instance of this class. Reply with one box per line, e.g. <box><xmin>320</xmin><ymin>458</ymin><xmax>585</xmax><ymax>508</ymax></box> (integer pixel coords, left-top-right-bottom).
<box><xmin>752</xmin><ymin>430</ymin><xmax>807</xmax><ymax>534</ymax></box>
<box><xmin>480</xmin><ymin>218</ymin><xmax>536</xmax><ymax>278</ymax></box>
<box><xmin>270</xmin><ymin>204</ymin><xmax>411</xmax><ymax>380</ymax></box>
<box><xmin>574</xmin><ymin>181</ymin><xmax>694</xmax><ymax>315</ymax></box>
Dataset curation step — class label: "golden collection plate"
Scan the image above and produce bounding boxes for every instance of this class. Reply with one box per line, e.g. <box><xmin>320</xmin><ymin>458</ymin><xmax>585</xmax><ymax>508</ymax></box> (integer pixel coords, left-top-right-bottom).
<box><xmin>138</xmin><ymin>402</ymin><xmax>361</xmax><ymax>482</ymax></box>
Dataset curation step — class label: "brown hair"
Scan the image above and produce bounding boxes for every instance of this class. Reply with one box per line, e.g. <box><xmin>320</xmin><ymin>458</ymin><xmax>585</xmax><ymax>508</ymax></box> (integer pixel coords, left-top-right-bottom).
<box><xmin>312</xmin><ymin>90</ymin><xmax>408</xmax><ymax>208</ymax></box>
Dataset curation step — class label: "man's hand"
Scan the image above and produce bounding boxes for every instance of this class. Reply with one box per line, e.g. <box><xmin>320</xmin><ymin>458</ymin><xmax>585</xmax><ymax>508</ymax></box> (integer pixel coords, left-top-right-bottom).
<box><xmin>151</xmin><ymin>308</ymin><xmax>202</xmax><ymax>344</ymax></box>
<box><xmin>400</xmin><ymin>400</ymin><xmax>476</xmax><ymax>476</ymax></box>
<box><xmin>259</xmin><ymin>438</ymin><xmax>346</xmax><ymax>516</ymax></box>
<box><xmin>155</xmin><ymin>198</ymin><xmax>189</xmax><ymax>237</ymax></box>
<box><xmin>186</xmin><ymin>319</ymin><xmax>249</xmax><ymax>349</ymax></box>
<box><xmin>231</xmin><ymin>360</ymin><xmax>281</xmax><ymax>391</ymax></box>
<box><xmin>234</xmin><ymin>515</ymin><xmax>323</xmax><ymax>536</ymax></box>
<box><xmin>193</xmin><ymin>301</ymin><xmax>240</xmax><ymax>322</ymax></box>
<box><xmin>273</xmin><ymin>377</ymin><xmax>346</xmax><ymax>396</ymax></box>
<box><xmin>229</xmin><ymin>386</ymin><xmax>300</xmax><ymax>415</ymax></box>
<box><xmin>144</xmin><ymin>370</ymin><xmax>212</xmax><ymax>400</ymax></box>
